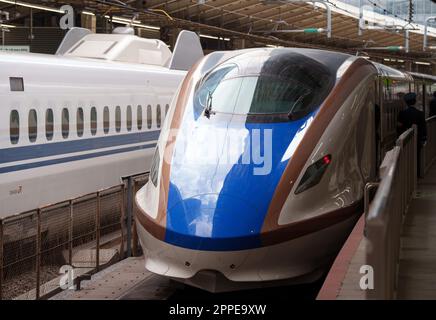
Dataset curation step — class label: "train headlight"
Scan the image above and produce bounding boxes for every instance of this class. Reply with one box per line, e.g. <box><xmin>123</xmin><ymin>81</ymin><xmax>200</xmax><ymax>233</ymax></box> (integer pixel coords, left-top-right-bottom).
<box><xmin>295</xmin><ymin>155</ymin><xmax>331</xmax><ymax>194</ymax></box>
<box><xmin>150</xmin><ymin>147</ymin><xmax>160</xmax><ymax>187</ymax></box>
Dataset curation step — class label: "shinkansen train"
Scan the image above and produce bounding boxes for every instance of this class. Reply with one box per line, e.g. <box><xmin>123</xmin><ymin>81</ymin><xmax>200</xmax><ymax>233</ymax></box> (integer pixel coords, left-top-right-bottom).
<box><xmin>135</xmin><ymin>47</ymin><xmax>436</xmax><ymax>292</ymax></box>
<box><xmin>0</xmin><ymin>27</ymin><xmax>203</xmax><ymax>219</ymax></box>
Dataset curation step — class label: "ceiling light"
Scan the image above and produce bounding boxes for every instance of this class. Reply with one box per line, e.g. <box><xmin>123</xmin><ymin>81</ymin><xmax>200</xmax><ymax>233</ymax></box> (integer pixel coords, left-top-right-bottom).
<box><xmin>415</xmin><ymin>61</ymin><xmax>431</xmax><ymax>65</ymax></box>
<box><xmin>0</xmin><ymin>23</ymin><xmax>16</xmax><ymax>28</ymax></box>
<box><xmin>81</xmin><ymin>11</ymin><xmax>95</xmax><ymax>16</ymax></box>
<box><xmin>111</xmin><ymin>19</ymin><xmax>160</xmax><ymax>31</ymax></box>
<box><xmin>0</xmin><ymin>0</ymin><xmax>64</xmax><ymax>13</ymax></box>
<box><xmin>110</xmin><ymin>16</ymin><xmax>142</xmax><ymax>24</ymax></box>
<box><xmin>199</xmin><ymin>34</ymin><xmax>230</xmax><ymax>41</ymax></box>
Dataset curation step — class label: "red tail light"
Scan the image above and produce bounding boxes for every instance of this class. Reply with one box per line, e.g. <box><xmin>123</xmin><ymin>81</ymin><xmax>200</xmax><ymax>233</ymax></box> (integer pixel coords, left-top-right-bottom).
<box><xmin>295</xmin><ymin>154</ymin><xmax>332</xmax><ymax>194</ymax></box>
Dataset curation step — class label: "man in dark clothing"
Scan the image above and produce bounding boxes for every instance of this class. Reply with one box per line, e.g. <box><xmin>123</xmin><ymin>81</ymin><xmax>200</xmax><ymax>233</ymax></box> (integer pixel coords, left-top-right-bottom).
<box><xmin>397</xmin><ymin>92</ymin><xmax>427</xmax><ymax>177</ymax></box>
<box><xmin>398</xmin><ymin>92</ymin><xmax>427</xmax><ymax>142</ymax></box>
<box><xmin>430</xmin><ymin>91</ymin><xmax>436</xmax><ymax>117</ymax></box>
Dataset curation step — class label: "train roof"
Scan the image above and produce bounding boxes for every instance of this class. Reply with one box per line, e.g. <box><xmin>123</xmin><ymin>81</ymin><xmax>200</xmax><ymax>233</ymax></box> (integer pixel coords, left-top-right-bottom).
<box><xmin>372</xmin><ymin>62</ymin><xmax>411</xmax><ymax>80</ymax></box>
<box><xmin>0</xmin><ymin>49</ymin><xmax>176</xmax><ymax>72</ymax></box>
<box><xmin>0</xmin><ymin>28</ymin><xmax>203</xmax><ymax>72</ymax></box>
<box><xmin>272</xmin><ymin>48</ymin><xmax>352</xmax><ymax>75</ymax></box>
<box><xmin>62</xmin><ymin>33</ymin><xmax>172</xmax><ymax>67</ymax></box>
<box><xmin>57</xmin><ymin>28</ymin><xmax>203</xmax><ymax>70</ymax></box>
<box><xmin>202</xmin><ymin>48</ymin><xmax>354</xmax><ymax>78</ymax></box>
<box><xmin>208</xmin><ymin>48</ymin><xmax>435</xmax><ymax>84</ymax></box>
<box><xmin>409</xmin><ymin>72</ymin><xmax>436</xmax><ymax>82</ymax></box>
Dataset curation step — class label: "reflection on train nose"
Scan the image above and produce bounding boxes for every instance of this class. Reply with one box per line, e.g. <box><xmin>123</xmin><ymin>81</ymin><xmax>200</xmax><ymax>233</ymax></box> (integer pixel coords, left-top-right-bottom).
<box><xmin>166</xmin><ymin>193</ymin><xmax>261</xmax><ymax>251</ymax></box>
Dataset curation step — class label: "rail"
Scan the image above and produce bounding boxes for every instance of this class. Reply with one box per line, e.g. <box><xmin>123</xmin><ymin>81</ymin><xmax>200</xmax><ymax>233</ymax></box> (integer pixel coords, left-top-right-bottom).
<box><xmin>0</xmin><ymin>172</ymin><xmax>149</xmax><ymax>300</ymax></box>
<box><xmin>366</xmin><ymin>126</ymin><xmax>416</xmax><ymax>300</ymax></box>
<box><xmin>366</xmin><ymin>116</ymin><xmax>436</xmax><ymax>299</ymax></box>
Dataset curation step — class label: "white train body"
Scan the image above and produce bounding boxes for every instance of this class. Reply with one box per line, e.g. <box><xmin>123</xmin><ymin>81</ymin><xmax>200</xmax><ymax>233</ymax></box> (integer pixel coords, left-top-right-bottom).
<box><xmin>0</xmin><ymin>29</ymin><xmax>202</xmax><ymax>218</ymax></box>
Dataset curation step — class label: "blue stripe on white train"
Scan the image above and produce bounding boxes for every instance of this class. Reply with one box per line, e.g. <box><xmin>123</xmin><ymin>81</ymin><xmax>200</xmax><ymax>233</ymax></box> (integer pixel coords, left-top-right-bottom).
<box><xmin>0</xmin><ymin>28</ymin><xmax>203</xmax><ymax>219</ymax></box>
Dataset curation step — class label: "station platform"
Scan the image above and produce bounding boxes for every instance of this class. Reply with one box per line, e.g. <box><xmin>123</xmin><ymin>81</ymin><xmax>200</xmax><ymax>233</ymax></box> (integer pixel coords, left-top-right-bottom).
<box><xmin>48</xmin><ymin>154</ymin><xmax>436</xmax><ymax>301</ymax></box>
<box><xmin>50</xmin><ymin>257</ymin><xmax>176</xmax><ymax>300</ymax></box>
<box><xmin>317</xmin><ymin>162</ymin><xmax>436</xmax><ymax>300</ymax></box>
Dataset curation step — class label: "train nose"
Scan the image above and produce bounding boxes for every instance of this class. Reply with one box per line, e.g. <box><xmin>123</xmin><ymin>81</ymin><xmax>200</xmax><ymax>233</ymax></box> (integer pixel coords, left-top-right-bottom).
<box><xmin>165</xmin><ymin>193</ymin><xmax>264</xmax><ymax>251</ymax></box>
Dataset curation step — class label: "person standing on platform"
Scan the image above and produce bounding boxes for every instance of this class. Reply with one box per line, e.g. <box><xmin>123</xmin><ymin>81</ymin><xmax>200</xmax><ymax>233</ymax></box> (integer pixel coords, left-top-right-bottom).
<box><xmin>397</xmin><ymin>92</ymin><xmax>427</xmax><ymax>176</ymax></box>
<box><xmin>430</xmin><ymin>91</ymin><xmax>436</xmax><ymax>117</ymax></box>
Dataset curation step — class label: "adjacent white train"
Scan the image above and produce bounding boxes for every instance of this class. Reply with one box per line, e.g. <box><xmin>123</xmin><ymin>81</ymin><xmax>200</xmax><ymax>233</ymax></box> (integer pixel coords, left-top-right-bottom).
<box><xmin>0</xmin><ymin>27</ymin><xmax>203</xmax><ymax>219</ymax></box>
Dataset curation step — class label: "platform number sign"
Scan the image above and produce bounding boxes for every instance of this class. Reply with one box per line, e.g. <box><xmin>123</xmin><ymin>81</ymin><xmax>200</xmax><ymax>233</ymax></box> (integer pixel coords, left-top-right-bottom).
<box><xmin>60</xmin><ymin>5</ymin><xmax>74</xmax><ymax>30</ymax></box>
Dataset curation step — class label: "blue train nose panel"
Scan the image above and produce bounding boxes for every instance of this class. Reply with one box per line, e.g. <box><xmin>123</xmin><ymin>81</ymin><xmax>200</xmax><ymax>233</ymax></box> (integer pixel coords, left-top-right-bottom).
<box><xmin>166</xmin><ymin>194</ymin><xmax>261</xmax><ymax>251</ymax></box>
<box><xmin>164</xmin><ymin>111</ymin><xmax>317</xmax><ymax>251</ymax></box>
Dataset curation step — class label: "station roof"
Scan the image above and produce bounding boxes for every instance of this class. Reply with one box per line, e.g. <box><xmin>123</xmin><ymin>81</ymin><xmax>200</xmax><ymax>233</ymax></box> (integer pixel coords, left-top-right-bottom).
<box><xmin>2</xmin><ymin>0</ymin><xmax>436</xmax><ymax>63</ymax></box>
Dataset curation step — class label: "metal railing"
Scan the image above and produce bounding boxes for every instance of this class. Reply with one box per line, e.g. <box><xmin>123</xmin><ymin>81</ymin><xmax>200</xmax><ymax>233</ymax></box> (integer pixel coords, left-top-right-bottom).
<box><xmin>0</xmin><ymin>173</ymin><xmax>148</xmax><ymax>300</ymax></box>
<box><xmin>366</xmin><ymin>126</ymin><xmax>417</xmax><ymax>300</ymax></box>
<box><xmin>366</xmin><ymin>116</ymin><xmax>436</xmax><ymax>299</ymax></box>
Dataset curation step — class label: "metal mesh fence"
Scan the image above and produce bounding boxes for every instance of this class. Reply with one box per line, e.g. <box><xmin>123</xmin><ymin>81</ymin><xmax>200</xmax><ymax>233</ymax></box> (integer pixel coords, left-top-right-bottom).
<box><xmin>0</xmin><ymin>173</ymin><xmax>149</xmax><ymax>300</ymax></box>
<box><xmin>1</xmin><ymin>212</ymin><xmax>38</xmax><ymax>300</ymax></box>
<box><xmin>97</xmin><ymin>187</ymin><xmax>123</xmax><ymax>270</ymax></box>
<box><xmin>72</xmin><ymin>195</ymin><xmax>98</xmax><ymax>271</ymax></box>
<box><xmin>39</xmin><ymin>203</ymin><xmax>70</xmax><ymax>298</ymax></box>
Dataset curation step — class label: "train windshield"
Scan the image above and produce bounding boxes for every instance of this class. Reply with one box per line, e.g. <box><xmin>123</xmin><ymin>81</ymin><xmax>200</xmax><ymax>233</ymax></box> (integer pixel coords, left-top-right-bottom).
<box><xmin>194</xmin><ymin>51</ymin><xmax>335</xmax><ymax>120</ymax></box>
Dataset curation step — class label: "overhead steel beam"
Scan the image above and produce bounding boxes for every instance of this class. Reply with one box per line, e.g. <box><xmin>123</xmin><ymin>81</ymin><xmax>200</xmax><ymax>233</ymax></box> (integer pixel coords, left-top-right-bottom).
<box><xmin>195</xmin><ymin>1</ymin><xmax>274</xmax><ymax>24</ymax></box>
<box><xmin>229</xmin><ymin>5</ymin><xmax>308</xmax><ymax>29</ymax></box>
<box><xmin>147</xmin><ymin>0</ymin><xmax>180</xmax><ymax>10</ymax></box>
<box><xmin>204</xmin><ymin>1</ymin><xmax>275</xmax><ymax>22</ymax></box>
<box><xmin>270</xmin><ymin>0</ymin><xmax>331</xmax><ymax>38</ymax></box>
<box><xmin>202</xmin><ymin>0</ymin><xmax>255</xmax><ymax>19</ymax></box>
<box><xmin>168</xmin><ymin>0</ymin><xmax>204</xmax><ymax>15</ymax></box>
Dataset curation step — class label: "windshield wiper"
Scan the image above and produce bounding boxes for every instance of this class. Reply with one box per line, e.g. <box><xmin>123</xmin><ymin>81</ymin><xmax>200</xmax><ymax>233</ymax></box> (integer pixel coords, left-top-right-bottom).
<box><xmin>204</xmin><ymin>91</ymin><xmax>216</xmax><ymax>119</ymax></box>
<box><xmin>287</xmin><ymin>94</ymin><xmax>307</xmax><ymax>120</ymax></box>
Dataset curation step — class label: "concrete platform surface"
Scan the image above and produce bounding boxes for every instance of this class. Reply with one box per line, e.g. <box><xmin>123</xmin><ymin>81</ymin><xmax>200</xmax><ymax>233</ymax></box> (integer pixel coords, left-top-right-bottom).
<box><xmin>50</xmin><ymin>256</ymin><xmax>176</xmax><ymax>300</ymax></box>
<box><xmin>318</xmin><ymin>163</ymin><xmax>436</xmax><ymax>300</ymax></box>
<box><xmin>397</xmin><ymin>164</ymin><xmax>436</xmax><ymax>299</ymax></box>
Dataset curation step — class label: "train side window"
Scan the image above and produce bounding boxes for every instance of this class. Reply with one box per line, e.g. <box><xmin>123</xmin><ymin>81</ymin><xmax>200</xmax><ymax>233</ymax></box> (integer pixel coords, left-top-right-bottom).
<box><xmin>10</xmin><ymin>110</ymin><xmax>20</xmax><ymax>144</ymax></box>
<box><xmin>156</xmin><ymin>104</ymin><xmax>161</xmax><ymax>128</ymax></box>
<box><xmin>104</xmin><ymin>106</ymin><xmax>110</xmax><ymax>134</ymax></box>
<box><xmin>137</xmin><ymin>105</ymin><xmax>143</xmax><ymax>130</ymax></box>
<box><xmin>10</xmin><ymin>77</ymin><xmax>24</xmax><ymax>91</ymax></box>
<box><xmin>126</xmin><ymin>105</ymin><xmax>132</xmax><ymax>132</ymax></box>
<box><xmin>46</xmin><ymin>109</ymin><xmax>54</xmax><ymax>141</ymax></box>
<box><xmin>91</xmin><ymin>107</ymin><xmax>97</xmax><ymax>136</ymax></box>
<box><xmin>115</xmin><ymin>106</ymin><xmax>121</xmax><ymax>132</ymax></box>
<box><xmin>147</xmin><ymin>105</ymin><xmax>152</xmax><ymax>129</ymax></box>
<box><xmin>62</xmin><ymin>108</ymin><xmax>69</xmax><ymax>139</ymax></box>
<box><xmin>77</xmin><ymin>108</ymin><xmax>84</xmax><ymax>137</ymax></box>
<box><xmin>28</xmin><ymin>109</ymin><xmax>37</xmax><ymax>143</ymax></box>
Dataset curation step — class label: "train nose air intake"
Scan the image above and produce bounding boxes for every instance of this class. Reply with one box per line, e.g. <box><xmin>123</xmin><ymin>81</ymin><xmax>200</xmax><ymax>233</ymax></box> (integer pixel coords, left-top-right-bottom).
<box><xmin>165</xmin><ymin>194</ymin><xmax>264</xmax><ymax>251</ymax></box>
